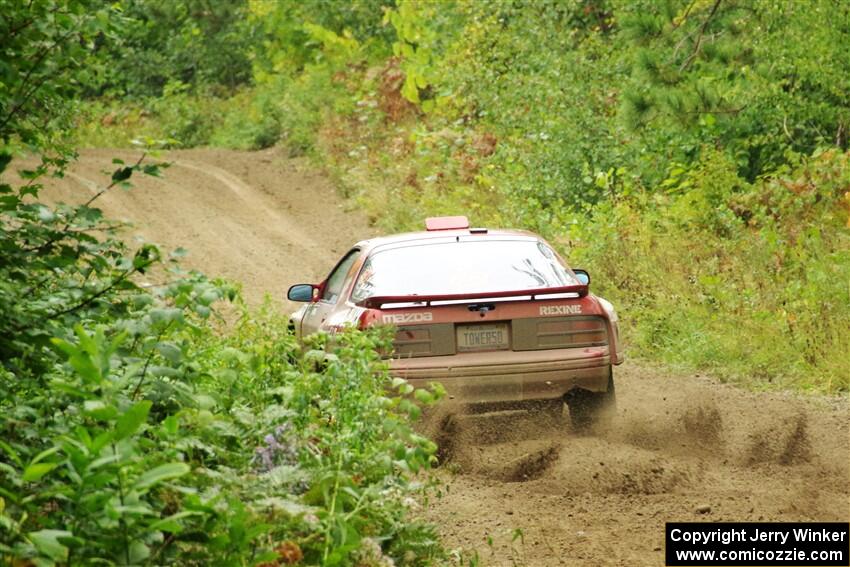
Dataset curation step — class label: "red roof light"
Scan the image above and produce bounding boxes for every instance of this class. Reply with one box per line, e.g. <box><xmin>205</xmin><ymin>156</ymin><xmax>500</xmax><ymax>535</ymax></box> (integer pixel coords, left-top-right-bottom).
<box><xmin>425</xmin><ymin>215</ymin><xmax>470</xmax><ymax>231</ymax></box>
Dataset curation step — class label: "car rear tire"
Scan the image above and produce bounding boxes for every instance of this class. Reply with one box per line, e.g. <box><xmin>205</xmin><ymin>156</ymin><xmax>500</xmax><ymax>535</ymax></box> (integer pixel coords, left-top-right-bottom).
<box><xmin>566</xmin><ymin>367</ymin><xmax>616</xmax><ymax>431</ymax></box>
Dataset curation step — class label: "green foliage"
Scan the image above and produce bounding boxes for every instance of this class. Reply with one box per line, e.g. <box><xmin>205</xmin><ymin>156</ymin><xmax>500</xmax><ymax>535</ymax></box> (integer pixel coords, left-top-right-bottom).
<box><xmin>74</xmin><ymin>93</ymin><xmax>230</xmax><ymax>150</ymax></box>
<box><xmin>619</xmin><ymin>0</ymin><xmax>850</xmax><ymax>181</ymax></box>
<box><xmin>249</xmin><ymin>0</ymin><xmax>393</xmax><ymax>77</ymax></box>
<box><xmin>210</xmin><ymin>89</ymin><xmax>283</xmax><ymax>151</ymax></box>
<box><xmin>0</xmin><ymin>0</ymin><xmax>120</xmax><ymax>151</ymax></box>
<box><xmin>567</xmin><ymin>149</ymin><xmax>850</xmax><ymax>390</ymax></box>
<box><xmin>0</xmin><ymin>152</ymin><xmax>171</xmax><ymax>374</ymax></box>
<box><xmin>2</xmin><ymin>4</ymin><xmax>448</xmax><ymax>559</ymax></box>
<box><xmin>383</xmin><ymin>0</ymin><xmax>452</xmax><ymax>109</ymax></box>
<box><xmin>76</xmin><ymin>1</ymin><xmax>388</xmax><ymax>152</ymax></box>
<box><xmin>0</xmin><ymin>153</ymin><xmax>447</xmax><ymax>564</ymax></box>
<box><xmin>96</xmin><ymin>0</ymin><xmax>257</xmax><ymax>98</ymax></box>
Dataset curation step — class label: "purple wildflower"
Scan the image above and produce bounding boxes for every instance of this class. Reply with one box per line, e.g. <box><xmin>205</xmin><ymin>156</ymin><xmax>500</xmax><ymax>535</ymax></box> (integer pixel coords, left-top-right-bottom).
<box><xmin>252</xmin><ymin>422</ymin><xmax>299</xmax><ymax>472</ymax></box>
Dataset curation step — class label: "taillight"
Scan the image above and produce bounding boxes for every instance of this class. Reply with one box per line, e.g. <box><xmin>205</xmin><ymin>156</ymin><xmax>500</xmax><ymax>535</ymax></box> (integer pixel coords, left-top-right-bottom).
<box><xmin>392</xmin><ymin>323</ymin><xmax>455</xmax><ymax>357</ymax></box>
<box><xmin>358</xmin><ymin>309</ymin><xmax>379</xmax><ymax>329</ymax></box>
<box><xmin>512</xmin><ymin>315</ymin><xmax>608</xmax><ymax>351</ymax></box>
<box><xmin>393</xmin><ymin>327</ymin><xmax>432</xmax><ymax>355</ymax></box>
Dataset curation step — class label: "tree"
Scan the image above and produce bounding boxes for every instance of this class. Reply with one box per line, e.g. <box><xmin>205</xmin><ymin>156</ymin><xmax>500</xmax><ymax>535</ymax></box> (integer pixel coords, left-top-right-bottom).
<box><xmin>620</xmin><ymin>0</ymin><xmax>850</xmax><ymax>179</ymax></box>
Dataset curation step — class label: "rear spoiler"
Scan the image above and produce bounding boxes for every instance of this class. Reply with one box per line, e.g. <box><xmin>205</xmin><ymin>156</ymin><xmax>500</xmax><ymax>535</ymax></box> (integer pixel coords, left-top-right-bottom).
<box><xmin>356</xmin><ymin>284</ymin><xmax>588</xmax><ymax>309</ymax></box>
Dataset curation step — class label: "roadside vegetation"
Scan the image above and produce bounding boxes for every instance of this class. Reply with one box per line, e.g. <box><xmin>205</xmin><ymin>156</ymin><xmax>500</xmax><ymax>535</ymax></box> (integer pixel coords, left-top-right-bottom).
<box><xmin>76</xmin><ymin>0</ymin><xmax>850</xmax><ymax>392</ymax></box>
<box><xmin>1</xmin><ymin>2</ymin><xmax>447</xmax><ymax>565</ymax></box>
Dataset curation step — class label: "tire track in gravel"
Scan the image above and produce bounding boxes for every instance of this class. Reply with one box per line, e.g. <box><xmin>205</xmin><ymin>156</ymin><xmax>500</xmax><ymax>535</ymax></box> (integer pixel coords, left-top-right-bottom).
<box><xmin>425</xmin><ymin>362</ymin><xmax>848</xmax><ymax>566</ymax></box>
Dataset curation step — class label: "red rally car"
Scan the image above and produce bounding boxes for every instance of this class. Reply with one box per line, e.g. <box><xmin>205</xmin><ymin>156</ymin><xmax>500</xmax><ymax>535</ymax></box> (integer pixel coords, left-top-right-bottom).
<box><xmin>288</xmin><ymin>216</ymin><xmax>623</xmax><ymax>427</ymax></box>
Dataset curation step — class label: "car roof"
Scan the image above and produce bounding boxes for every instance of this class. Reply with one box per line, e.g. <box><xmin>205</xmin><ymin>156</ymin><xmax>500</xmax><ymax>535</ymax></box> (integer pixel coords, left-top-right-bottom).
<box><xmin>353</xmin><ymin>228</ymin><xmax>542</xmax><ymax>255</ymax></box>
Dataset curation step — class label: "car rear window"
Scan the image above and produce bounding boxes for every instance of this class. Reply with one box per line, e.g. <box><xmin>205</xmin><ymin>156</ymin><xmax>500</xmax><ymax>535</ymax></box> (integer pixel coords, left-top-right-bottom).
<box><xmin>350</xmin><ymin>239</ymin><xmax>578</xmax><ymax>301</ymax></box>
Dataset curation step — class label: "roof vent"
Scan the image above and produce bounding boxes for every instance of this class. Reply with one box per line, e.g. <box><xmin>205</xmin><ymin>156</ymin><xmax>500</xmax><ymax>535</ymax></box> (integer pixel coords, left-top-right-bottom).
<box><xmin>425</xmin><ymin>215</ymin><xmax>470</xmax><ymax>231</ymax></box>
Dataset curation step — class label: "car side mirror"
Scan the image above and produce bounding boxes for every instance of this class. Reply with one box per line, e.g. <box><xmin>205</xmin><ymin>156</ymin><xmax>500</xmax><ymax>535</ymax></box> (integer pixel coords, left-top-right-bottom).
<box><xmin>573</xmin><ymin>269</ymin><xmax>590</xmax><ymax>286</ymax></box>
<box><xmin>287</xmin><ymin>284</ymin><xmax>315</xmax><ymax>302</ymax></box>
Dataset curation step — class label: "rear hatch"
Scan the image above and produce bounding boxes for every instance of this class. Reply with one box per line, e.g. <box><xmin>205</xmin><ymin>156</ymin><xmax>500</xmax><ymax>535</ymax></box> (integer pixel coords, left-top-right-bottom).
<box><xmin>351</xmin><ymin>233</ymin><xmax>610</xmax><ymax>358</ymax></box>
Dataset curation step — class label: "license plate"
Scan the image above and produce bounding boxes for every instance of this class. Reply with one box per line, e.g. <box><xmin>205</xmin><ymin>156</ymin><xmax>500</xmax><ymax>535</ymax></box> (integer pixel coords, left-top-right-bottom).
<box><xmin>457</xmin><ymin>323</ymin><xmax>510</xmax><ymax>352</ymax></box>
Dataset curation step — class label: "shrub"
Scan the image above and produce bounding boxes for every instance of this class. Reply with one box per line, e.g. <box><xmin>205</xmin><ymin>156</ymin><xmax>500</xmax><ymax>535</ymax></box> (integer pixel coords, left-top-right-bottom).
<box><xmin>0</xmin><ymin>155</ymin><xmax>446</xmax><ymax>565</ymax></box>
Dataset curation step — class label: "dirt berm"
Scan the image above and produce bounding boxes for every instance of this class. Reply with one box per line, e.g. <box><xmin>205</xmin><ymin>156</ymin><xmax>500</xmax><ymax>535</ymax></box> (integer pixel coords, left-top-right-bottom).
<box><xmin>33</xmin><ymin>148</ymin><xmax>850</xmax><ymax>566</ymax></box>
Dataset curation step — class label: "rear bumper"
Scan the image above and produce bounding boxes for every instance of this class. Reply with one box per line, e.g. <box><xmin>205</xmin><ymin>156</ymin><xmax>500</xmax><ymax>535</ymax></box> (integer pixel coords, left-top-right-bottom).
<box><xmin>390</xmin><ymin>346</ymin><xmax>611</xmax><ymax>405</ymax></box>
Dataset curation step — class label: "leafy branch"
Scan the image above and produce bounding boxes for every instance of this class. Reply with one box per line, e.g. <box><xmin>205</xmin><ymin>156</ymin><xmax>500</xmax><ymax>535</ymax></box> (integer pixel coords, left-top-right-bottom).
<box><xmin>24</xmin><ymin>153</ymin><xmax>149</xmax><ymax>255</ymax></box>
